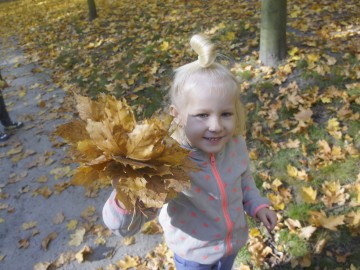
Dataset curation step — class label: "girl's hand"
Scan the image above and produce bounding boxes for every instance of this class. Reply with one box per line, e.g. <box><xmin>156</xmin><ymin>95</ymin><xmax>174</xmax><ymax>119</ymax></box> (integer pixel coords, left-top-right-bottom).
<box><xmin>256</xmin><ymin>208</ymin><xmax>277</xmax><ymax>232</ymax></box>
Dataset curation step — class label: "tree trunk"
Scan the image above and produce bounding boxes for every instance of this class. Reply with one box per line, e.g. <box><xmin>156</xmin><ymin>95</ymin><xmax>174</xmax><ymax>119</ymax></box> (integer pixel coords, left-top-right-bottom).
<box><xmin>87</xmin><ymin>0</ymin><xmax>97</xmax><ymax>21</ymax></box>
<box><xmin>259</xmin><ymin>0</ymin><xmax>287</xmax><ymax>66</ymax></box>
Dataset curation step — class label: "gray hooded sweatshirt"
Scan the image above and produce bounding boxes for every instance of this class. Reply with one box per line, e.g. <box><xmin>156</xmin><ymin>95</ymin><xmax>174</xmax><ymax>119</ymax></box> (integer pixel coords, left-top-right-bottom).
<box><xmin>102</xmin><ymin>135</ymin><xmax>270</xmax><ymax>264</ymax></box>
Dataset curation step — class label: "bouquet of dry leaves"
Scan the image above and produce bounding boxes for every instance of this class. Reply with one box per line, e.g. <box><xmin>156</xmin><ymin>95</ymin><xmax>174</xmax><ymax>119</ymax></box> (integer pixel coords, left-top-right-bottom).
<box><xmin>55</xmin><ymin>94</ymin><xmax>196</xmax><ymax>210</ymax></box>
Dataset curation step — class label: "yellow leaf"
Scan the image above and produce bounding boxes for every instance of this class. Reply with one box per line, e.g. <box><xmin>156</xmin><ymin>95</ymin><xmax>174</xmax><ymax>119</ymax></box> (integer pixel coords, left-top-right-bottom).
<box><xmin>67</xmin><ymin>220</ymin><xmax>78</xmax><ymax>230</ymax></box>
<box><xmin>307</xmin><ymin>53</ymin><xmax>320</xmax><ymax>64</ymax></box>
<box><xmin>117</xmin><ymin>255</ymin><xmax>141</xmax><ymax>270</ymax></box>
<box><xmin>22</xmin><ymin>221</ymin><xmax>37</xmax><ymax>230</ymax></box>
<box><xmin>126</xmin><ymin>119</ymin><xmax>167</xmax><ymax>161</ymax></box>
<box><xmin>268</xmin><ymin>193</ymin><xmax>285</xmax><ymax>210</ymax></box>
<box><xmin>249</xmin><ymin>149</ymin><xmax>258</xmax><ymax>160</ymax></box>
<box><xmin>225</xmin><ymin>31</ymin><xmax>235</xmax><ymax>41</ymax></box>
<box><xmin>287</xmin><ymin>164</ymin><xmax>298</xmax><ymax>178</ymax></box>
<box><xmin>160</xmin><ymin>41</ymin><xmax>169</xmax><ymax>51</ymax></box>
<box><xmin>75</xmin><ymin>245</ymin><xmax>92</xmax><ymax>263</ymax></box>
<box><xmin>321</xmin><ymin>97</ymin><xmax>332</xmax><ymax>103</ymax></box>
<box><xmin>309</xmin><ymin>211</ymin><xmax>345</xmax><ymax>231</ymax></box>
<box><xmin>249</xmin><ymin>228</ymin><xmax>260</xmax><ymax>237</ymax></box>
<box><xmin>321</xmin><ymin>180</ymin><xmax>348</xmax><ymax>208</ymax></box>
<box><xmin>141</xmin><ymin>220</ymin><xmax>163</xmax><ymax>235</ymax></box>
<box><xmin>121</xmin><ymin>236</ymin><xmax>135</xmax><ymax>246</ymax></box>
<box><xmin>69</xmin><ymin>228</ymin><xmax>86</xmax><ymax>247</ymax></box>
<box><xmin>288</xmin><ymin>47</ymin><xmax>299</xmax><ymax>56</ymax></box>
<box><xmin>301</xmin><ymin>186</ymin><xmax>317</xmax><ymax>203</ymax></box>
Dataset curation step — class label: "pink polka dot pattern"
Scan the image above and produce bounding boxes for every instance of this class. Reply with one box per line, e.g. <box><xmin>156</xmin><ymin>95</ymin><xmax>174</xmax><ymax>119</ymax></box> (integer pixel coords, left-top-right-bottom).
<box><xmin>195</xmin><ymin>187</ymin><xmax>201</xmax><ymax>193</ymax></box>
<box><xmin>191</xmin><ymin>212</ymin><xmax>197</xmax><ymax>217</ymax></box>
<box><xmin>208</xmin><ymin>195</ymin><xmax>214</xmax><ymax>201</ymax></box>
<box><xmin>227</xmin><ymin>167</ymin><xmax>232</xmax><ymax>173</ymax></box>
<box><xmin>214</xmin><ymin>245</ymin><xmax>220</xmax><ymax>251</ymax></box>
<box><xmin>205</xmin><ymin>174</ymin><xmax>211</xmax><ymax>181</ymax></box>
<box><xmin>203</xmin><ymin>223</ymin><xmax>209</xmax><ymax>228</ymax></box>
<box><xmin>215</xmin><ymin>216</ymin><xmax>220</xmax><ymax>222</ymax></box>
<box><xmin>179</xmin><ymin>220</ymin><xmax>186</xmax><ymax>225</ymax></box>
<box><xmin>233</xmin><ymin>137</ymin><xmax>239</xmax><ymax>143</ymax></box>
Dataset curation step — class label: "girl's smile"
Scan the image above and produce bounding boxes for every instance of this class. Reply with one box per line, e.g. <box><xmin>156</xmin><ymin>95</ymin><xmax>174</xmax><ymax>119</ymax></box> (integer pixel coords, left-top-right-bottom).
<box><xmin>182</xmin><ymin>86</ymin><xmax>236</xmax><ymax>154</ymax></box>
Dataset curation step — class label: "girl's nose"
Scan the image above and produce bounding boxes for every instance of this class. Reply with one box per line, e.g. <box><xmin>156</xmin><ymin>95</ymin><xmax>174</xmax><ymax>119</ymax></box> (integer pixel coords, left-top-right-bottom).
<box><xmin>208</xmin><ymin>117</ymin><xmax>222</xmax><ymax>132</ymax></box>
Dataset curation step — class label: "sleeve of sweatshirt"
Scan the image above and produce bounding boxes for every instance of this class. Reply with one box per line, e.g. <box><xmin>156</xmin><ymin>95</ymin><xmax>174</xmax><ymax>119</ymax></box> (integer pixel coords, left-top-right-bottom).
<box><xmin>102</xmin><ymin>190</ymin><xmax>158</xmax><ymax>237</ymax></box>
<box><xmin>239</xmin><ymin>137</ymin><xmax>270</xmax><ymax>218</ymax></box>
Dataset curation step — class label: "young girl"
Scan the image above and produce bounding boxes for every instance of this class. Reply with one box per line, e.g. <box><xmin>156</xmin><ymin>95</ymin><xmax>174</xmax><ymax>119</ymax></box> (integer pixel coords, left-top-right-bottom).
<box><xmin>103</xmin><ymin>34</ymin><xmax>277</xmax><ymax>269</ymax></box>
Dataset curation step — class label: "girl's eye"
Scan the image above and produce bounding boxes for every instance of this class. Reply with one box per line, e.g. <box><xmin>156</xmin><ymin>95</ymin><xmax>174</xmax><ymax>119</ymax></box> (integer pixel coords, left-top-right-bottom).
<box><xmin>196</xmin><ymin>113</ymin><xmax>208</xmax><ymax>118</ymax></box>
<box><xmin>222</xmin><ymin>112</ymin><xmax>233</xmax><ymax>117</ymax></box>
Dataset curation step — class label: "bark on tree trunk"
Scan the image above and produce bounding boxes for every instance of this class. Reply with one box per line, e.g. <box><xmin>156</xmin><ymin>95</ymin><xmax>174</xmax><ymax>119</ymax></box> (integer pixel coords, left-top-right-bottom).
<box><xmin>87</xmin><ymin>0</ymin><xmax>97</xmax><ymax>21</ymax></box>
<box><xmin>260</xmin><ymin>0</ymin><xmax>287</xmax><ymax>66</ymax></box>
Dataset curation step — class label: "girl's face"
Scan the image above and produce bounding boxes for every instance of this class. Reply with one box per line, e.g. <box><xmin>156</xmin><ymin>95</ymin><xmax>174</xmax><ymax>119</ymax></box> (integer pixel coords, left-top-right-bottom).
<box><xmin>181</xmin><ymin>87</ymin><xmax>236</xmax><ymax>154</ymax></box>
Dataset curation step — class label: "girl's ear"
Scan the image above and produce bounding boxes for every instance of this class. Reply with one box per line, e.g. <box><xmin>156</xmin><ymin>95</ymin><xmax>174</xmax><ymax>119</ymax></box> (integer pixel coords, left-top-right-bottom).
<box><xmin>169</xmin><ymin>105</ymin><xmax>181</xmax><ymax>124</ymax></box>
<box><xmin>169</xmin><ymin>105</ymin><xmax>179</xmax><ymax>117</ymax></box>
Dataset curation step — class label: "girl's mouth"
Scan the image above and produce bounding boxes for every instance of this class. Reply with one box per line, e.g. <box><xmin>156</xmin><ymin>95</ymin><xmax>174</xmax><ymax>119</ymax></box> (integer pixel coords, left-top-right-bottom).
<box><xmin>204</xmin><ymin>137</ymin><xmax>222</xmax><ymax>142</ymax></box>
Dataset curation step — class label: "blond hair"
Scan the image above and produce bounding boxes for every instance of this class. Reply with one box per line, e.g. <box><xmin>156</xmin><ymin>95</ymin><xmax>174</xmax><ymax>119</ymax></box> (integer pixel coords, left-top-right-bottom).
<box><xmin>170</xmin><ymin>34</ymin><xmax>246</xmax><ymax>142</ymax></box>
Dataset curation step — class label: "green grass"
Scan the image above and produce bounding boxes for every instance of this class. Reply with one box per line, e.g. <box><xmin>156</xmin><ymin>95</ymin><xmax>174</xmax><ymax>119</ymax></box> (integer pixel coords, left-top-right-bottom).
<box><xmin>268</xmin><ymin>148</ymin><xmax>304</xmax><ymax>180</ymax></box>
<box><xmin>278</xmin><ymin>230</ymin><xmax>309</xmax><ymax>258</ymax></box>
<box><xmin>312</xmin><ymin>157</ymin><xmax>359</xmax><ymax>186</ymax></box>
<box><xmin>287</xmin><ymin>203</ymin><xmax>311</xmax><ymax>222</ymax></box>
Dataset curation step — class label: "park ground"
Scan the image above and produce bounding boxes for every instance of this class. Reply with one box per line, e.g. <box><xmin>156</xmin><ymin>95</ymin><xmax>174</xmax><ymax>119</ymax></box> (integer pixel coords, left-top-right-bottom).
<box><xmin>0</xmin><ymin>0</ymin><xmax>359</xmax><ymax>269</ymax></box>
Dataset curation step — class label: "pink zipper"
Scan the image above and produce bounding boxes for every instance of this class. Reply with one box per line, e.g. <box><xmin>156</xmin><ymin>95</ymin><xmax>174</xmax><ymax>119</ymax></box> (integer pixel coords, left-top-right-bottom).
<box><xmin>210</xmin><ymin>154</ymin><xmax>233</xmax><ymax>256</ymax></box>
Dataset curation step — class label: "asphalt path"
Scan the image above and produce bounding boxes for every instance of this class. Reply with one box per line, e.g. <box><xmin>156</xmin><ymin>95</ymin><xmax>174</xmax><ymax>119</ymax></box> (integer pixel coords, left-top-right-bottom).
<box><xmin>0</xmin><ymin>38</ymin><xmax>162</xmax><ymax>270</ymax></box>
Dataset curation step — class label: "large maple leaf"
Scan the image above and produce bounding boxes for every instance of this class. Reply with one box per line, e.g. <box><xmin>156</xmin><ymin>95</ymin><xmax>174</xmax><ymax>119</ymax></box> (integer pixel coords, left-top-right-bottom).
<box><xmin>55</xmin><ymin>94</ymin><xmax>196</xmax><ymax>210</ymax></box>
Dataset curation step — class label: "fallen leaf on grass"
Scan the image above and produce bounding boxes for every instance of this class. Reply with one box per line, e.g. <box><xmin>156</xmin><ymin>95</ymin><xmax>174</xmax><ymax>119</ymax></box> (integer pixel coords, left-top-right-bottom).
<box><xmin>309</xmin><ymin>211</ymin><xmax>345</xmax><ymax>231</ymax></box>
<box><xmin>299</xmin><ymin>226</ymin><xmax>317</xmax><ymax>240</ymax></box>
<box><xmin>314</xmin><ymin>238</ymin><xmax>327</xmax><ymax>254</ymax></box>
<box><xmin>321</xmin><ymin>180</ymin><xmax>349</xmax><ymax>208</ymax></box>
<box><xmin>301</xmin><ymin>186</ymin><xmax>317</xmax><ymax>204</ymax></box>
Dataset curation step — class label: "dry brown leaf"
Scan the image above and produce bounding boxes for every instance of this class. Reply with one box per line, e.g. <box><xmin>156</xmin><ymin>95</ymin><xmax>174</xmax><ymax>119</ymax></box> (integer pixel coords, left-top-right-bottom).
<box><xmin>75</xmin><ymin>245</ymin><xmax>92</xmax><ymax>263</ymax></box>
<box><xmin>41</xmin><ymin>232</ymin><xmax>58</xmax><ymax>250</ymax></box>
<box><xmin>56</xmin><ymin>94</ymin><xmax>196</xmax><ymax>210</ymax></box>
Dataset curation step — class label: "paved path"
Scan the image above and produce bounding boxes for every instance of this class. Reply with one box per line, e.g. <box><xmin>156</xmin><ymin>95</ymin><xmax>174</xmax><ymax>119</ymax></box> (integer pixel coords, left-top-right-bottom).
<box><xmin>0</xmin><ymin>38</ymin><xmax>162</xmax><ymax>270</ymax></box>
